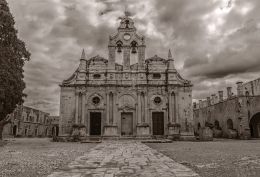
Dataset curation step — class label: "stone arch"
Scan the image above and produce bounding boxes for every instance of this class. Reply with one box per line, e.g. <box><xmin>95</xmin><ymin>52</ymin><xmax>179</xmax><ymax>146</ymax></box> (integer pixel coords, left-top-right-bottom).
<box><xmin>12</xmin><ymin>125</ymin><xmax>17</xmax><ymax>136</ymax></box>
<box><xmin>52</xmin><ymin>126</ymin><xmax>59</xmax><ymax>137</ymax></box>
<box><xmin>197</xmin><ymin>123</ymin><xmax>201</xmax><ymax>130</ymax></box>
<box><xmin>118</xmin><ymin>94</ymin><xmax>136</xmax><ymax>109</ymax></box>
<box><xmin>116</xmin><ymin>40</ymin><xmax>123</xmax><ymax>53</ymax></box>
<box><xmin>118</xmin><ymin>92</ymin><xmax>137</xmax><ymax>101</ymax></box>
<box><xmin>214</xmin><ymin>120</ymin><xmax>220</xmax><ymax>129</ymax></box>
<box><xmin>227</xmin><ymin>119</ymin><xmax>234</xmax><ymax>129</ymax></box>
<box><xmin>250</xmin><ymin>112</ymin><xmax>260</xmax><ymax>138</ymax></box>
<box><xmin>131</xmin><ymin>41</ymin><xmax>138</xmax><ymax>53</ymax></box>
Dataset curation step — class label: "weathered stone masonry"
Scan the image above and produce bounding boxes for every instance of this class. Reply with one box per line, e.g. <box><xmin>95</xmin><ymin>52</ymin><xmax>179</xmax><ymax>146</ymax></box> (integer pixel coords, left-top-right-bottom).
<box><xmin>194</xmin><ymin>78</ymin><xmax>260</xmax><ymax>139</ymax></box>
<box><xmin>59</xmin><ymin>13</ymin><xmax>194</xmax><ymax>139</ymax></box>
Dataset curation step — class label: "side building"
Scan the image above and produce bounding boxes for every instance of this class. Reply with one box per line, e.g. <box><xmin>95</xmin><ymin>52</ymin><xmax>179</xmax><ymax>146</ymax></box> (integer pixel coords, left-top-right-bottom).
<box><xmin>194</xmin><ymin>78</ymin><xmax>260</xmax><ymax>139</ymax></box>
<box><xmin>3</xmin><ymin>105</ymin><xmax>56</xmax><ymax>138</ymax></box>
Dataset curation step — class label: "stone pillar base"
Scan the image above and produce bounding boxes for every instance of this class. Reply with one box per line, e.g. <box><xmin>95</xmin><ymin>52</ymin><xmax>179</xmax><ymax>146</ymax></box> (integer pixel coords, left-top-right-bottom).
<box><xmin>137</xmin><ymin>124</ymin><xmax>150</xmax><ymax>137</ymax></box>
<box><xmin>168</xmin><ymin>124</ymin><xmax>181</xmax><ymax>140</ymax></box>
<box><xmin>103</xmin><ymin>125</ymin><xmax>118</xmax><ymax>137</ymax></box>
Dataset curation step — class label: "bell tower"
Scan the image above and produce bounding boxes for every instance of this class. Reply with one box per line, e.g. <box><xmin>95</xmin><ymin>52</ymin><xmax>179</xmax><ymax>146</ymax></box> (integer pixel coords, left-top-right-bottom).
<box><xmin>108</xmin><ymin>12</ymin><xmax>146</xmax><ymax>70</ymax></box>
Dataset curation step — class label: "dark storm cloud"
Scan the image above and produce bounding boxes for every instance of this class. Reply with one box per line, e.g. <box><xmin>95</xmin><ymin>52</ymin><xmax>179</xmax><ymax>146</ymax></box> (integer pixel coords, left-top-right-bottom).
<box><xmin>6</xmin><ymin>0</ymin><xmax>260</xmax><ymax>114</ymax></box>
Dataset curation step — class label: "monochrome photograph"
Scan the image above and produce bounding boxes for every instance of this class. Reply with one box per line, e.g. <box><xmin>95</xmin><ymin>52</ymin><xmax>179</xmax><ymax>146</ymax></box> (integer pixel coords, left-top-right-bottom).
<box><xmin>0</xmin><ymin>0</ymin><xmax>260</xmax><ymax>176</ymax></box>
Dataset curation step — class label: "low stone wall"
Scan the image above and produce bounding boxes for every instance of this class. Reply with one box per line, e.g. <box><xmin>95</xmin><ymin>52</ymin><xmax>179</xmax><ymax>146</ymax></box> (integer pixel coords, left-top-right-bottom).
<box><xmin>199</xmin><ymin>127</ymin><xmax>213</xmax><ymax>141</ymax></box>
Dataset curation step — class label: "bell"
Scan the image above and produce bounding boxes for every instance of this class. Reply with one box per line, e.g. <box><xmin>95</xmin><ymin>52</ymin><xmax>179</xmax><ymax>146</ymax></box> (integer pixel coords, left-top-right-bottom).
<box><xmin>117</xmin><ymin>47</ymin><xmax>122</xmax><ymax>53</ymax></box>
<box><xmin>132</xmin><ymin>47</ymin><xmax>137</xmax><ymax>54</ymax></box>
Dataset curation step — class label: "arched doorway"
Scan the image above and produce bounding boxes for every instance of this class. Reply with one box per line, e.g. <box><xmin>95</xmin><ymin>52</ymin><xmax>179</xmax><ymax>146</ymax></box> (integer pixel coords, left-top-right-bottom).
<box><xmin>197</xmin><ymin>123</ymin><xmax>201</xmax><ymax>131</ymax></box>
<box><xmin>214</xmin><ymin>120</ymin><xmax>220</xmax><ymax>129</ymax></box>
<box><xmin>250</xmin><ymin>112</ymin><xmax>260</xmax><ymax>138</ymax></box>
<box><xmin>12</xmin><ymin>125</ymin><xmax>17</xmax><ymax>136</ymax></box>
<box><xmin>227</xmin><ymin>119</ymin><xmax>233</xmax><ymax>129</ymax></box>
<box><xmin>52</xmin><ymin>126</ymin><xmax>59</xmax><ymax>136</ymax></box>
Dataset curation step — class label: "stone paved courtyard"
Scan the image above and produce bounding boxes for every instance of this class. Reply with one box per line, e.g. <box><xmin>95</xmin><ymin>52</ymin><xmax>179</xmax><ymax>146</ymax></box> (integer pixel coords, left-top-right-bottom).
<box><xmin>147</xmin><ymin>139</ymin><xmax>260</xmax><ymax>177</ymax></box>
<box><xmin>1</xmin><ymin>138</ymin><xmax>260</xmax><ymax>177</ymax></box>
<box><xmin>48</xmin><ymin>141</ymin><xmax>199</xmax><ymax>177</ymax></box>
<box><xmin>0</xmin><ymin>138</ymin><xmax>95</xmax><ymax>177</ymax></box>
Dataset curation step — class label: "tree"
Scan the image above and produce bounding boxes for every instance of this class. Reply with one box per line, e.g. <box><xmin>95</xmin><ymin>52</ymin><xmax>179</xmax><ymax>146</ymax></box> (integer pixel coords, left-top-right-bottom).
<box><xmin>0</xmin><ymin>0</ymin><xmax>30</xmax><ymax>140</ymax></box>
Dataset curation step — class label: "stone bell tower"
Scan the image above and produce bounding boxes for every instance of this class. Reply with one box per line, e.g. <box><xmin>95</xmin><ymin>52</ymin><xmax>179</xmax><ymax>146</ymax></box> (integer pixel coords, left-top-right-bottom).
<box><xmin>108</xmin><ymin>11</ymin><xmax>146</xmax><ymax>70</ymax></box>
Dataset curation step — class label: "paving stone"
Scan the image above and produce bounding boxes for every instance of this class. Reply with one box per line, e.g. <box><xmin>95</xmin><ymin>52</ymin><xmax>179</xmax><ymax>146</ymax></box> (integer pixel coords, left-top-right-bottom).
<box><xmin>48</xmin><ymin>141</ymin><xmax>199</xmax><ymax>177</ymax></box>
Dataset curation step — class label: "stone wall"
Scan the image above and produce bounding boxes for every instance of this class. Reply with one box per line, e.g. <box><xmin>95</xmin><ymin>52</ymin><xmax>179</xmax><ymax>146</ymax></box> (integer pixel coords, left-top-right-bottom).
<box><xmin>194</xmin><ymin>78</ymin><xmax>260</xmax><ymax>139</ymax></box>
<box><xmin>3</xmin><ymin>105</ymin><xmax>53</xmax><ymax>138</ymax></box>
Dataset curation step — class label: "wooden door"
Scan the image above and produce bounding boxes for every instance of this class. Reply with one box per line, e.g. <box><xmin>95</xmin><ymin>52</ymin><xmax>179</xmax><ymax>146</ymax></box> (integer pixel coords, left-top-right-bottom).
<box><xmin>90</xmin><ymin>112</ymin><xmax>101</xmax><ymax>135</ymax></box>
<box><xmin>121</xmin><ymin>112</ymin><xmax>133</xmax><ymax>136</ymax></box>
<box><xmin>152</xmin><ymin>112</ymin><xmax>164</xmax><ymax>135</ymax></box>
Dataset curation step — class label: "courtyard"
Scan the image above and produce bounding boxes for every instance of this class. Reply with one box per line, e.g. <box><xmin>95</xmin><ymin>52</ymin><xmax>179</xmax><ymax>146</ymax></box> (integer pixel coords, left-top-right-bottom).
<box><xmin>0</xmin><ymin>138</ymin><xmax>259</xmax><ymax>177</ymax></box>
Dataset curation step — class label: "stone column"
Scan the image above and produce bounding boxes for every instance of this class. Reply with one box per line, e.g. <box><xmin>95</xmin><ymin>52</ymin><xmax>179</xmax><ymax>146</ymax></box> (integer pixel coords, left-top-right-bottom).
<box><xmin>109</xmin><ymin>92</ymin><xmax>113</xmax><ymax>124</ymax></box>
<box><xmin>81</xmin><ymin>93</ymin><xmax>86</xmax><ymax>125</ymax></box>
<box><xmin>173</xmin><ymin>94</ymin><xmax>177</xmax><ymax>123</ymax></box>
<box><xmin>169</xmin><ymin>92</ymin><xmax>173</xmax><ymax>123</ymax></box>
<box><xmin>175</xmin><ymin>94</ymin><xmax>179</xmax><ymax>123</ymax></box>
<box><xmin>137</xmin><ymin>92</ymin><xmax>141</xmax><ymax>124</ymax></box>
<box><xmin>75</xmin><ymin>92</ymin><xmax>79</xmax><ymax>124</ymax></box>
<box><xmin>106</xmin><ymin>93</ymin><xmax>109</xmax><ymax>124</ymax></box>
<box><xmin>113</xmin><ymin>92</ymin><xmax>117</xmax><ymax>125</ymax></box>
<box><xmin>144</xmin><ymin>93</ymin><xmax>148</xmax><ymax>123</ymax></box>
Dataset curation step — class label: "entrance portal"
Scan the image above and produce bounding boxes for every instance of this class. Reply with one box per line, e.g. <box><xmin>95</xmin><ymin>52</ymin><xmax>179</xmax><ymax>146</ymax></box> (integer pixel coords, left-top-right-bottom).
<box><xmin>152</xmin><ymin>112</ymin><xmax>164</xmax><ymax>135</ymax></box>
<box><xmin>90</xmin><ymin>112</ymin><xmax>101</xmax><ymax>135</ymax></box>
<box><xmin>250</xmin><ymin>112</ymin><xmax>260</xmax><ymax>138</ymax></box>
<box><xmin>121</xmin><ymin>112</ymin><xmax>133</xmax><ymax>136</ymax></box>
<box><xmin>12</xmin><ymin>125</ymin><xmax>17</xmax><ymax>136</ymax></box>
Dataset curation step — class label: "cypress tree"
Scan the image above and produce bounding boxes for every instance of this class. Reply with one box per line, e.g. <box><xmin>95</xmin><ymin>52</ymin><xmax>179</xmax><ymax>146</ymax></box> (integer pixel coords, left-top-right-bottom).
<box><xmin>0</xmin><ymin>0</ymin><xmax>30</xmax><ymax>140</ymax></box>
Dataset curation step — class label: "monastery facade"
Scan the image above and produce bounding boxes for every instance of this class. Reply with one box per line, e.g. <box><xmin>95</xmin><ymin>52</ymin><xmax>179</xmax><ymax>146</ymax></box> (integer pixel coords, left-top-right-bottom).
<box><xmin>59</xmin><ymin>13</ymin><xmax>194</xmax><ymax>139</ymax></box>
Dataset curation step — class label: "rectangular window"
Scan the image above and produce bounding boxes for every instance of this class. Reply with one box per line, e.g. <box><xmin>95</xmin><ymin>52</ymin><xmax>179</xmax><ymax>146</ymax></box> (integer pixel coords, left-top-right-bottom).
<box><xmin>153</xmin><ymin>73</ymin><xmax>161</xmax><ymax>79</ymax></box>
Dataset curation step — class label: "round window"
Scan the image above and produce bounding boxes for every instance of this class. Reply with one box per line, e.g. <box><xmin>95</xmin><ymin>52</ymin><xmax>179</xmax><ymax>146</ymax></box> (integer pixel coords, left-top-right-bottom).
<box><xmin>154</xmin><ymin>96</ymin><xmax>162</xmax><ymax>105</ymax></box>
<box><xmin>92</xmin><ymin>97</ymin><xmax>100</xmax><ymax>105</ymax></box>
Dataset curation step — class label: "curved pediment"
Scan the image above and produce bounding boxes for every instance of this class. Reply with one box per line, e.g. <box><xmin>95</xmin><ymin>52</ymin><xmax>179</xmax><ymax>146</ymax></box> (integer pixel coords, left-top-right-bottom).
<box><xmin>62</xmin><ymin>68</ymin><xmax>78</xmax><ymax>85</ymax></box>
<box><xmin>118</xmin><ymin>94</ymin><xmax>136</xmax><ymax>109</ymax></box>
<box><xmin>145</xmin><ymin>55</ymin><xmax>167</xmax><ymax>64</ymax></box>
<box><xmin>88</xmin><ymin>55</ymin><xmax>108</xmax><ymax>64</ymax></box>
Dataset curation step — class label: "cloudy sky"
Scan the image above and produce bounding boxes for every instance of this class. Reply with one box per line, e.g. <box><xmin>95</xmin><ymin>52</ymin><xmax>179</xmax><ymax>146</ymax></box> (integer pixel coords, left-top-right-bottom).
<box><xmin>7</xmin><ymin>0</ymin><xmax>260</xmax><ymax>115</ymax></box>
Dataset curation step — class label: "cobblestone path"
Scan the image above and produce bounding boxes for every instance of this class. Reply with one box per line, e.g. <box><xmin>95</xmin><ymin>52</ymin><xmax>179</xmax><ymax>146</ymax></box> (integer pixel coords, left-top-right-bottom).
<box><xmin>48</xmin><ymin>141</ymin><xmax>199</xmax><ymax>177</ymax></box>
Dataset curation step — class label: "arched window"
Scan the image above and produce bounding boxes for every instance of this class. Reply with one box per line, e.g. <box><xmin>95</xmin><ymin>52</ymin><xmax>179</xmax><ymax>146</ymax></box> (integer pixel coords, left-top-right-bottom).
<box><xmin>197</xmin><ymin>123</ymin><xmax>201</xmax><ymax>130</ymax></box>
<box><xmin>116</xmin><ymin>41</ymin><xmax>123</xmax><ymax>53</ymax></box>
<box><xmin>245</xmin><ymin>91</ymin><xmax>250</xmax><ymax>96</ymax></box>
<box><xmin>125</xmin><ymin>20</ymin><xmax>130</xmax><ymax>28</ymax></box>
<box><xmin>227</xmin><ymin>119</ymin><xmax>233</xmax><ymax>129</ymax></box>
<box><xmin>131</xmin><ymin>41</ymin><xmax>137</xmax><ymax>54</ymax></box>
<box><xmin>214</xmin><ymin>120</ymin><xmax>220</xmax><ymax>129</ymax></box>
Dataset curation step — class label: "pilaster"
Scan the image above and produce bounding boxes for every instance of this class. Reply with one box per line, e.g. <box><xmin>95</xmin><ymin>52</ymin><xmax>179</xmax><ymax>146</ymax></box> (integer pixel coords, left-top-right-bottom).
<box><xmin>123</xmin><ymin>47</ymin><xmax>130</xmax><ymax>70</ymax></box>
<box><xmin>81</xmin><ymin>93</ymin><xmax>86</xmax><ymax>125</ymax></box>
<box><xmin>75</xmin><ymin>92</ymin><xmax>79</xmax><ymax>124</ymax></box>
